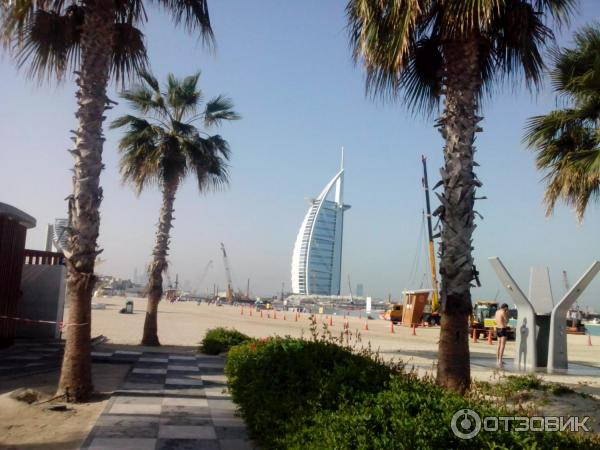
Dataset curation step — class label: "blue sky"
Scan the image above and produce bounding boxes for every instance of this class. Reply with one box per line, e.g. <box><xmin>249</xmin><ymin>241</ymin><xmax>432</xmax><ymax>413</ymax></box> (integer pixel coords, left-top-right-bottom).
<box><xmin>1</xmin><ymin>1</ymin><xmax>599</xmax><ymax>308</ymax></box>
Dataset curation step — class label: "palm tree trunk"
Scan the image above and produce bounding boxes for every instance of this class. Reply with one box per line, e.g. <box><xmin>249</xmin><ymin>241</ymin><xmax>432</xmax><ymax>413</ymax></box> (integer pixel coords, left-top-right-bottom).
<box><xmin>436</xmin><ymin>38</ymin><xmax>482</xmax><ymax>394</ymax></box>
<box><xmin>141</xmin><ymin>181</ymin><xmax>178</xmax><ymax>346</ymax></box>
<box><xmin>57</xmin><ymin>0</ymin><xmax>114</xmax><ymax>402</ymax></box>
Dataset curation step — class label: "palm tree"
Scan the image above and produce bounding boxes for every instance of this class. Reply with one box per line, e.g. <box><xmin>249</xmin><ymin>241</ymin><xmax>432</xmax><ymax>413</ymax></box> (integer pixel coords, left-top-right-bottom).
<box><xmin>111</xmin><ymin>71</ymin><xmax>239</xmax><ymax>346</ymax></box>
<box><xmin>347</xmin><ymin>0</ymin><xmax>575</xmax><ymax>393</ymax></box>
<box><xmin>1</xmin><ymin>1</ymin><xmax>213</xmax><ymax>402</ymax></box>
<box><xmin>524</xmin><ymin>24</ymin><xmax>600</xmax><ymax>221</ymax></box>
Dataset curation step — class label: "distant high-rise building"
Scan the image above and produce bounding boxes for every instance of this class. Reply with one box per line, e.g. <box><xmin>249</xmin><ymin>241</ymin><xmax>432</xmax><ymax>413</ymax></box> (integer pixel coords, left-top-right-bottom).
<box><xmin>291</xmin><ymin>152</ymin><xmax>350</xmax><ymax>296</ymax></box>
<box><xmin>45</xmin><ymin>218</ymin><xmax>71</xmax><ymax>253</ymax></box>
<box><xmin>356</xmin><ymin>283</ymin><xmax>364</xmax><ymax>297</ymax></box>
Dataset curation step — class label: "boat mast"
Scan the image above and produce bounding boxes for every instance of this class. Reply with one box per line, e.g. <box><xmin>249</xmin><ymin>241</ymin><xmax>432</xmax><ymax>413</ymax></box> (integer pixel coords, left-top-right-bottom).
<box><xmin>421</xmin><ymin>155</ymin><xmax>440</xmax><ymax>312</ymax></box>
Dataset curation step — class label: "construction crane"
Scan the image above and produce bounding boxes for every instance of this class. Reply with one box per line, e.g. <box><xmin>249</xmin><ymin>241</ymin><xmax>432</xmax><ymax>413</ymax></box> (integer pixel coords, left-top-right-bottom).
<box><xmin>220</xmin><ymin>243</ymin><xmax>234</xmax><ymax>303</ymax></box>
<box><xmin>421</xmin><ymin>155</ymin><xmax>440</xmax><ymax>312</ymax></box>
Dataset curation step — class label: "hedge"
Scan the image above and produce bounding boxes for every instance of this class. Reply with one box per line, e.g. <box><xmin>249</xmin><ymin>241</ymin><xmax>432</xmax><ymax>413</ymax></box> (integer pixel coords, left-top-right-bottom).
<box><xmin>225</xmin><ymin>336</ymin><xmax>599</xmax><ymax>449</ymax></box>
<box><xmin>199</xmin><ymin>327</ymin><xmax>250</xmax><ymax>355</ymax></box>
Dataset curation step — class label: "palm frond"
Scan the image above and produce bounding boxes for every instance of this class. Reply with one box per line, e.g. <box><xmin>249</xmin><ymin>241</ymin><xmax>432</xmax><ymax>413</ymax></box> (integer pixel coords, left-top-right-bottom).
<box><xmin>13</xmin><ymin>6</ymin><xmax>82</xmax><ymax>81</ymax></box>
<box><xmin>114</xmin><ymin>72</ymin><xmax>236</xmax><ymax>196</ymax></box>
<box><xmin>152</xmin><ymin>0</ymin><xmax>214</xmax><ymax>47</ymax></box>
<box><xmin>111</xmin><ymin>22</ymin><xmax>148</xmax><ymax>85</ymax></box>
<box><xmin>203</xmin><ymin>95</ymin><xmax>241</xmax><ymax>127</ymax></box>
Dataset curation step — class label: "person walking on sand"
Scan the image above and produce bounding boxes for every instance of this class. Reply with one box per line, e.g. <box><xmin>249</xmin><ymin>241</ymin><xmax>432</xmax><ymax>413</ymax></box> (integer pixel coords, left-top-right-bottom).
<box><xmin>495</xmin><ymin>303</ymin><xmax>509</xmax><ymax>368</ymax></box>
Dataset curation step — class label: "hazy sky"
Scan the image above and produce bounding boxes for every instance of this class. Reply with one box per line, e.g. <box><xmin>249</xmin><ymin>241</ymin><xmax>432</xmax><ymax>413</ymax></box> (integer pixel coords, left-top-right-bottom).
<box><xmin>1</xmin><ymin>1</ymin><xmax>599</xmax><ymax>308</ymax></box>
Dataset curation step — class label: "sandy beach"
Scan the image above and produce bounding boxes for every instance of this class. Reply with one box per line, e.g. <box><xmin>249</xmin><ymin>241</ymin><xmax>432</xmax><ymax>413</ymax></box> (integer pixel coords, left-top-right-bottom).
<box><xmin>86</xmin><ymin>296</ymin><xmax>600</xmax><ymax>393</ymax></box>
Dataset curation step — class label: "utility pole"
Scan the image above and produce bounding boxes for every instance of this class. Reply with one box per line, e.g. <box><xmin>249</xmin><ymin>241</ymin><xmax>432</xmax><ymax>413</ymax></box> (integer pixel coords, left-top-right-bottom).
<box><xmin>422</xmin><ymin>155</ymin><xmax>440</xmax><ymax>312</ymax></box>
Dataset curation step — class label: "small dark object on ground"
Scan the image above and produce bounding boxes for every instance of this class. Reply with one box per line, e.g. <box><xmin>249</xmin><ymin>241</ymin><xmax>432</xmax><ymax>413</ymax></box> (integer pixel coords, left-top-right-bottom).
<box><xmin>45</xmin><ymin>404</ymin><xmax>68</xmax><ymax>412</ymax></box>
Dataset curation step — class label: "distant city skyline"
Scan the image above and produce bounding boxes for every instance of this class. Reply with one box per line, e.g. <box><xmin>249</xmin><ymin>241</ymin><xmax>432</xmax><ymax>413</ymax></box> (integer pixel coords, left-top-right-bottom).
<box><xmin>1</xmin><ymin>1</ymin><xmax>598</xmax><ymax>307</ymax></box>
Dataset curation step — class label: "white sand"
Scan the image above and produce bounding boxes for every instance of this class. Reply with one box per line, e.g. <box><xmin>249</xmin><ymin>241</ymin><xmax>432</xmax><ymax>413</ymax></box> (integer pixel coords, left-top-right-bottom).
<box><xmin>84</xmin><ymin>296</ymin><xmax>600</xmax><ymax>393</ymax></box>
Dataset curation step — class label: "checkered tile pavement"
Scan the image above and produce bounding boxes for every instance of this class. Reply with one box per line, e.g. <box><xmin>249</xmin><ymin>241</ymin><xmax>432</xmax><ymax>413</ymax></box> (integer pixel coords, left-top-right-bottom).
<box><xmin>81</xmin><ymin>352</ymin><xmax>254</xmax><ymax>450</ymax></box>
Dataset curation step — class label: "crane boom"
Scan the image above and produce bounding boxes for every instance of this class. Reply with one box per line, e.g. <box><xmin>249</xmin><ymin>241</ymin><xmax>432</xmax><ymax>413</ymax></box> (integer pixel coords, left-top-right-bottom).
<box><xmin>220</xmin><ymin>243</ymin><xmax>234</xmax><ymax>303</ymax></box>
<box><xmin>422</xmin><ymin>155</ymin><xmax>440</xmax><ymax>312</ymax></box>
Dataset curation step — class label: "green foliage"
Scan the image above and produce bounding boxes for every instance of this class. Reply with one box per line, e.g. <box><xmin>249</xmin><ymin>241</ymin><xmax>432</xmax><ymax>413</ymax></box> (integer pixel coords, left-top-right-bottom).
<box><xmin>225</xmin><ymin>336</ymin><xmax>598</xmax><ymax>449</ymax></box>
<box><xmin>111</xmin><ymin>71</ymin><xmax>239</xmax><ymax>194</ymax></box>
<box><xmin>199</xmin><ymin>327</ymin><xmax>250</xmax><ymax>355</ymax></box>
<box><xmin>504</xmin><ymin>374</ymin><xmax>545</xmax><ymax>391</ymax></box>
<box><xmin>285</xmin><ymin>375</ymin><xmax>598</xmax><ymax>450</ymax></box>
<box><xmin>225</xmin><ymin>337</ymin><xmax>392</xmax><ymax>448</ymax></box>
<box><xmin>524</xmin><ymin>23</ymin><xmax>600</xmax><ymax>221</ymax></box>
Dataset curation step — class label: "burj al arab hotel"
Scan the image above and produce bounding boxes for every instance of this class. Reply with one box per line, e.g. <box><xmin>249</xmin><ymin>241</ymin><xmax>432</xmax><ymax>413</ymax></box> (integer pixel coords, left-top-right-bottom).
<box><xmin>291</xmin><ymin>153</ymin><xmax>350</xmax><ymax>296</ymax></box>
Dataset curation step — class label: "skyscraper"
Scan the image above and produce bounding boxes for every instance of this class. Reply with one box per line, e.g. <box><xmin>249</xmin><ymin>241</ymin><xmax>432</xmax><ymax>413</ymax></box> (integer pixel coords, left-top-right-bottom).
<box><xmin>291</xmin><ymin>153</ymin><xmax>350</xmax><ymax>295</ymax></box>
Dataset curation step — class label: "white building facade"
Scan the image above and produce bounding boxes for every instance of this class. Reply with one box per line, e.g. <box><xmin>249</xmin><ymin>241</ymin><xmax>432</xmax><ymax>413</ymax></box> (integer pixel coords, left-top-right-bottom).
<box><xmin>291</xmin><ymin>158</ymin><xmax>350</xmax><ymax>295</ymax></box>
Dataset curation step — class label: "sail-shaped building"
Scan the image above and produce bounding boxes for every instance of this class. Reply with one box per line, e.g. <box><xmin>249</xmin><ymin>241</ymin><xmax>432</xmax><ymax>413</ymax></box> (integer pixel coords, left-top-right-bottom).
<box><xmin>291</xmin><ymin>154</ymin><xmax>350</xmax><ymax>296</ymax></box>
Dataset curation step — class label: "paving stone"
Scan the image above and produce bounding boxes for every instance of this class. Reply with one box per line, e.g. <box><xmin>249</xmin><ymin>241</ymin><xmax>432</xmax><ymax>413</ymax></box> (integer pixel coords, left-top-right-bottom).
<box><xmin>109</xmin><ymin>403</ymin><xmax>162</xmax><ymax>415</ymax></box>
<box><xmin>163</xmin><ymin>397</ymin><xmax>208</xmax><ymax>407</ymax></box>
<box><xmin>209</xmin><ymin>408</ymin><xmax>240</xmax><ymax>419</ymax></box>
<box><xmin>161</xmin><ymin>405</ymin><xmax>212</xmax><ymax>417</ymax></box>
<box><xmin>160</xmin><ymin>416</ymin><xmax>213</xmax><ymax>427</ymax></box>
<box><xmin>169</xmin><ymin>355</ymin><xmax>196</xmax><ymax>361</ymax></box>
<box><xmin>215</xmin><ymin>426</ymin><xmax>248</xmax><ymax>439</ymax></box>
<box><xmin>204</xmin><ymin>387</ymin><xmax>230</xmax><ymax>398</ymax></box>
<box><xmin>168</xmin><ymin>365</ymin><xmax>199</xmax><ymax>372</ymax></box>
<box><xmin>165</xmin><ymin>377</ymin><xmax>203</xmax><ymax>386</ymax></box>
<box><xmin>96</xmin><ymin>415</ymin><xmax>160</xmax><ymax>427</ymax></box>
<box><xmin>207</xmin><ymin>399</ymin><xmax>237</xmax><ymax>411</ymax></box>
<box><xmin>211</xmin><ymin>417</ymin><xmax>246</xmax><ymax>427</ymax></box>
<box><xmin>92</xmin><ymin>421</ymin><xmax>159</xmax><ymax>439</ymax></box>
<box><xmin>139</xmin><ymin>357</ymin><xmax>169</xmax><ymax>363</ymax></box>
<box><xmin>162</xmin><ymin>387</ymin><xmax>205</xmax><ymax>397</ymax></box>
<box><xmin>133</xmin><ymin>367</ymin><xmax>168</xmax><ymax>375</ymax></box>
<box><xmin>120</xmin><ymin>382</ymin><xmax>164</xmax><ymax>392</ymax></box>
<box><xmin>218</xmin><ymin>439</ymin><xmax>255</xmax><ymax>450</ymax></box>
<box><xmin>197</xmin><ymin>363</ymin><xmax>225</xmax><ymax>369</ymax></box>
<box><xmin>87</xmin><ymin>437</ymin><xmax>157</xmax><ymax>449</ymax></box>
<box><xmin>156</xmin><ymin>438</ymin><xmax>220</xmax><ymax>450</ymax></box>
<box><xmin>159</xmin><ymin>425</ymin><xmax>217</xmax><ymax>439</ymax></box>
<box><xmin>113</xmin><ymin>396</ymin><xmax>163</xmax><ymax>406</ymax></box>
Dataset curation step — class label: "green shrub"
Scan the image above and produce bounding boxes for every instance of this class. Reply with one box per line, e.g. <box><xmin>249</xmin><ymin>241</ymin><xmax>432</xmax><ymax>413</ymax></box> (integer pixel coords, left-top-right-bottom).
<box><xmin>225</xmin><ymin>337</ymin><xmax>392</xmax><ymax>448</ymax></box>
<box><xmin>199</xmin><ymin>327</ymin><xmax>250</xmax><ymax>355</ymax></box>
<box><xmin>225</xmin><ymin>337</ymin><xmax>598</xmax><ymax>449</ymax></box>
<box><xmin>284</xmin><ymin>376</ymin><xmax>598</xmax><ymax>450</ymax></box>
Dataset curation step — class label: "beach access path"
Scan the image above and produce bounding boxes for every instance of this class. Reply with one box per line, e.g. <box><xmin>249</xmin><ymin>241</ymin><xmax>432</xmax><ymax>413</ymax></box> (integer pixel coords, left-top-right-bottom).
<box><xmin>81</xmin><ymin>348</ymin><xmax>252</xmax><ymax>450</ymax></box>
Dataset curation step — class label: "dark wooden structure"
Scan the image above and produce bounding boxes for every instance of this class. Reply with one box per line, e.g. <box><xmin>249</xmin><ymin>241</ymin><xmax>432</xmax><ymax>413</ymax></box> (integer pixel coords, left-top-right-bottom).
<box><xmin>24</xmin><ymin>249</ymin><xmax>65</xmax><ymax>266</ymax></box>
<box><xmin>0</xmin><ymin>203</ymin><xmax>36</xmax><ymax>347</ymax></box>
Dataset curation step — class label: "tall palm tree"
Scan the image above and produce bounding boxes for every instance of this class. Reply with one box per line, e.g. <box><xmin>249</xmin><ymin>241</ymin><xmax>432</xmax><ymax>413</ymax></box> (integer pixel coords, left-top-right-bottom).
<box><xmin>1</xmin><ymin>1</ymin><xmax>213</xmax><ymax>402</ymax></box>
<box><xmin>524</xmin><ymin>23</ymin><xmax>600</xmax><ymax>221</ymax></box>
<box><xmin>347</xmin><ymin>0</ymin><xmax>575</xmax><ymax>393</ymax></box>
<box><xmin>112</xmin><ymin>71</ymin><xmax>239</xmax><ymax>346</ymax></box>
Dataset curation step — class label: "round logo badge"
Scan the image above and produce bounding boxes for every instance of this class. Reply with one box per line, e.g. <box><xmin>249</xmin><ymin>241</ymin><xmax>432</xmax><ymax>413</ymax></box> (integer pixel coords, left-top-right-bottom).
<box><xmin>451</xmin><ymin>408</ymin><xmax>481</xmax><ymax>439</ymax></box>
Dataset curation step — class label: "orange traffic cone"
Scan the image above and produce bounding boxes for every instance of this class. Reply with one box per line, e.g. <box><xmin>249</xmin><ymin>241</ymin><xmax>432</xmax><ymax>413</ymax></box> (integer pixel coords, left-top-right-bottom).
<box><xmin>329</xmin><ymin>316</ymin><xmax>333</xmax><ymax>326</ymax></box>
<box><xmin>364</xmin><ymin>320</ymin><xmax>369</xmax><ymax>331</ymax></box>
<box><xmin>412</xmin><ymin>324</ymin><xmax>417</xmax><ymax>336</ymax></box>
<box><xmin>588</xmin><ymin>334</ymin><xmax>593</xmax><ymax>346</ymax></box>
<box><xmin>283</xmin><ymin>314</ymin><xmax>287</xmax><ymax>321</ymax></box>
<box><xmin>390</xmin><ymin>322</ymin><xmax>395</xmax><ymax>334</ymax></box>
<box><xmin>487</xmin><ymin>329</ymin><xmax>493</xmax><ymax>345</ymax></box>
<box><xmin>472</xmin><ymin>328</ymin><xmax>478</xmax><ymax>343</ymax></box>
